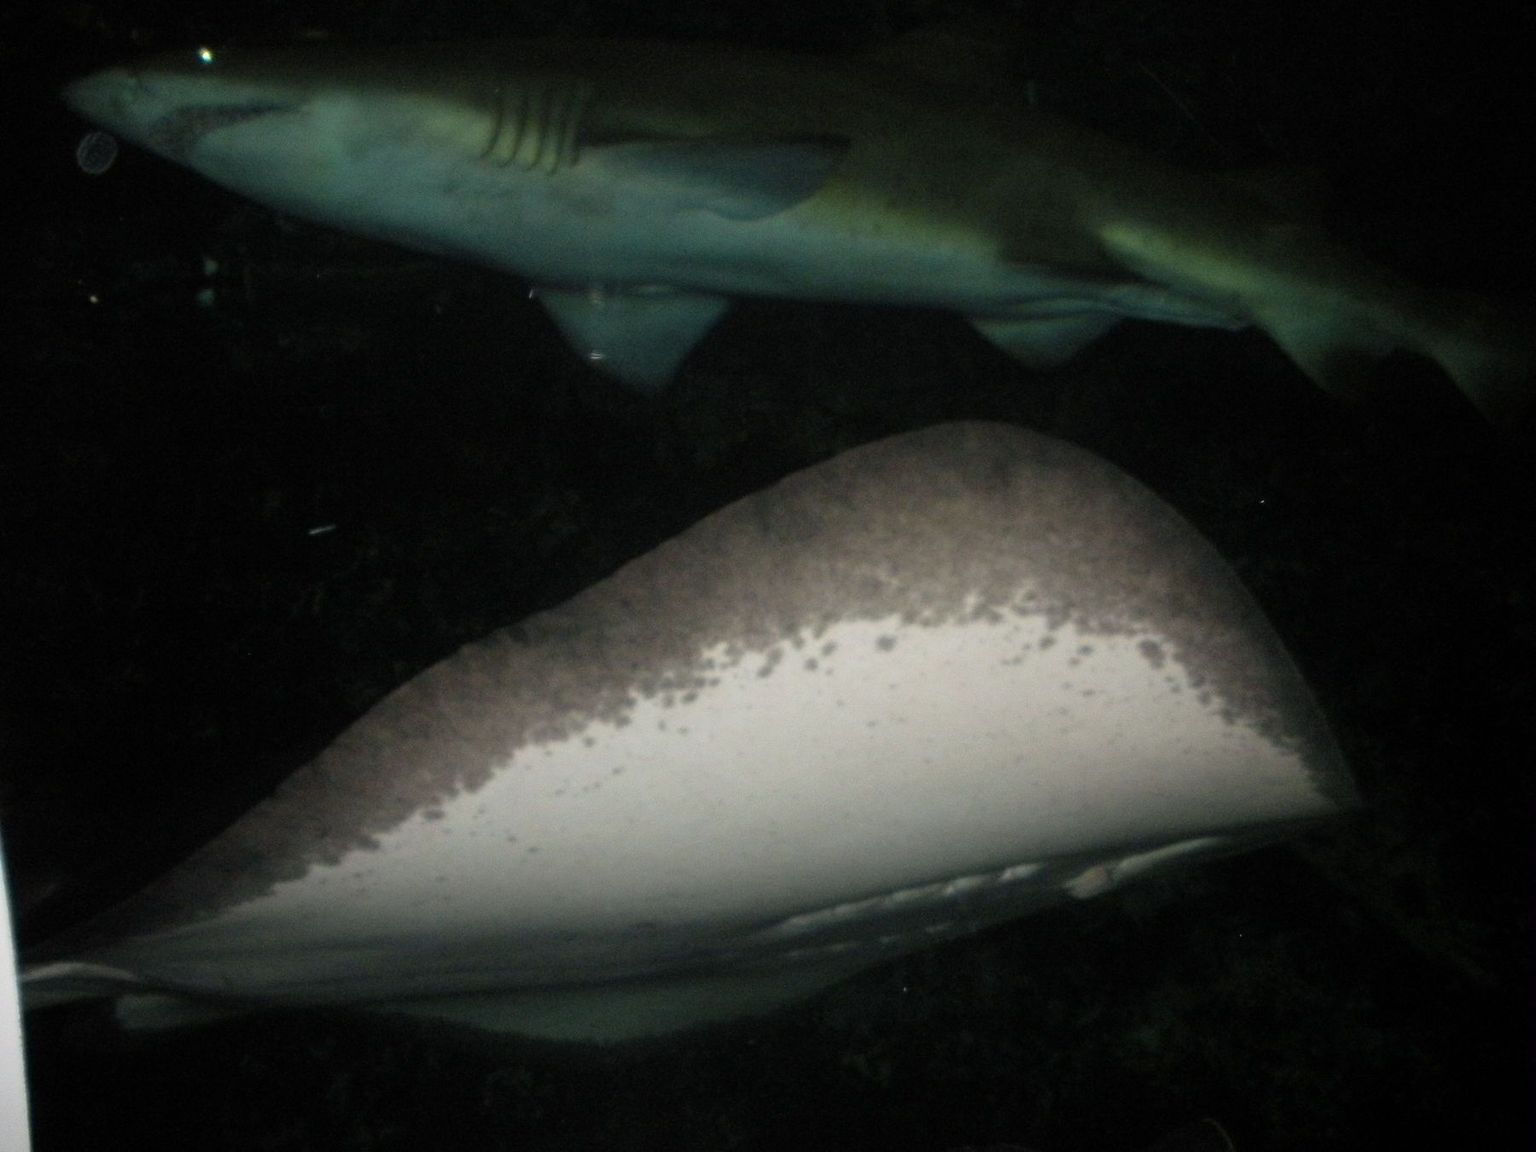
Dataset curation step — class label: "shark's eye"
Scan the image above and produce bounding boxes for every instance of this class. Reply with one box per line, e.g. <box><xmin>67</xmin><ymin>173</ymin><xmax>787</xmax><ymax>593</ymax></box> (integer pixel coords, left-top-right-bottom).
<box><xmin>197</xmin><ymin>46</ymin><xmax>216</xmax><ymax>66</ymax></box>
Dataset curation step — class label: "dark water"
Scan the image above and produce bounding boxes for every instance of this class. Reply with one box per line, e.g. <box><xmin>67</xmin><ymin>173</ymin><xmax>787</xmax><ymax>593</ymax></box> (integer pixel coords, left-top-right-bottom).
<box><xmin>3</xmin><ymin>2</ymin><xmax>1532</xmax><ymax>1150</ymax></box>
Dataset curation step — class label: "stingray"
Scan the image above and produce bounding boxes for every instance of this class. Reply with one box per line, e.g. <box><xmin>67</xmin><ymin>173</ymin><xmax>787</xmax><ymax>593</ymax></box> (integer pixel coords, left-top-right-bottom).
<box><xmin>17</xmin><ymin>423</ymin><xmax>1354</xmax><ymax>1043</ymax></box>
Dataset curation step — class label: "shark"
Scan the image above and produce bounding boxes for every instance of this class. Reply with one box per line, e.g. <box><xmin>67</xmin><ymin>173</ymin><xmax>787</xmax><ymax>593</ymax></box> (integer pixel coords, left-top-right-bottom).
<box><xmin>60</xmin><ymin>33</ymin><xmax>1530</xmax><ymax>424</ymax></box>
<box><xmin>18</xmin><ymin>423</ymin><xmax>1357</xmax><ymax>1043</ymax></box>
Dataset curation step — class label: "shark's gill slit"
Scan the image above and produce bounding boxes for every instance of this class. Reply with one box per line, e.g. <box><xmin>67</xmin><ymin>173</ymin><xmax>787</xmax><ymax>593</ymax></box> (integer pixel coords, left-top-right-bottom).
<box><xmin>525</xmin><ymin>83</ymin><xmax>552</xmax><ymax>172</ymax></box>
<box><xmin>484</xmin><ymin>83</ymin><xmax>529</xmax><ymax>168</ymax></box>
<box><xmin>549</xmin><ymin>80</ymin><xmax>591</xmax><ymax>173</ymax></box>
<box><xmin>510</xmin><ymin>83</ymin><xmax>533</xmax><ymax>168</ymax></box>
<box><xmin>479</xmin><ymin>86</ymin><xmax>505</xmax><ymax>163</ymax></box>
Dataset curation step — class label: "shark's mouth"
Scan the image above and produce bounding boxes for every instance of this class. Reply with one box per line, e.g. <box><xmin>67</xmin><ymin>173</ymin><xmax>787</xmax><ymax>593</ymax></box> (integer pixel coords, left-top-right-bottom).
<box><xmin>148</xmin><ymin>101</ymin><xmax>292</xmax><ymax>160</ymax></box>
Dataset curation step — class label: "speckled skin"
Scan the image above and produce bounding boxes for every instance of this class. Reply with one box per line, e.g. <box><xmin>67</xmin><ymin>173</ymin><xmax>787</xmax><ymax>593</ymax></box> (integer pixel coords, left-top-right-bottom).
<box><xmin>24</xmin><ymin>424</ymin><xmax>1352</xmax><ymax>1036</ymax></box>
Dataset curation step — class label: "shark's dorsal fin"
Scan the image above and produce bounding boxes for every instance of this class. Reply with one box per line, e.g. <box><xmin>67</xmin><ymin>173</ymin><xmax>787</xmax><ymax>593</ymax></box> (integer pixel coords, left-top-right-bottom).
<box><xmin>531</xmin><ymin>285</ymin><xmax>730</xmax><ymax>391</ymax></box>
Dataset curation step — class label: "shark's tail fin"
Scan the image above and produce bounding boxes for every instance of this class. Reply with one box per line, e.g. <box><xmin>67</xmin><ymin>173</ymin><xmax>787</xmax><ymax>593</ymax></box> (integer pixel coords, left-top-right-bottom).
<box><xmin>1251</xmin><ymin>287</ymin><xmax>1534</xmax><ymax>434</ymax></box>
<box><xmin>1417</xmin><ymin>292</ymin><xmax>1535</xmax><ymax>433</ymax></box>
<box><xmin>1098</xmin><ymin>215</ymin><xmax>1533</xmax><ymax>434</ymax></box>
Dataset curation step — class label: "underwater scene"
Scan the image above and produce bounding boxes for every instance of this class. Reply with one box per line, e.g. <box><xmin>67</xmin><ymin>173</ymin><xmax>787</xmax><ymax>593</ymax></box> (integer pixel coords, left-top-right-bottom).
<box><xmin>2</xmin><ymin>1</ymin><xmax>1532</xmax><ymax>1150</ymax></box>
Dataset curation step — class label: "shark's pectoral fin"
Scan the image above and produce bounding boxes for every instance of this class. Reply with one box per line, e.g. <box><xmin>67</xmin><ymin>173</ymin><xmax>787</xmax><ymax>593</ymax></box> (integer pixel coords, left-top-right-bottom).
<box><xmin>588</xmin><ymin>136</ymin><xmax>849</xmax><ymax>221</ymax></box>
<box><xmin>533</xmin><ymin>285</ymin><xmax>730</xmax><ymax>391</ymax></box>
<box><xmin>970</xmin><ymin>313</ymin><xmax>1124</xmax><ymax>369</ymax></box>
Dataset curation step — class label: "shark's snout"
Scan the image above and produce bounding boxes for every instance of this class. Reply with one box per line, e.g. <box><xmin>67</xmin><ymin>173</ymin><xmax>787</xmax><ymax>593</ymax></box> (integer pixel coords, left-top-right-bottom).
<box><xmin>60</xmin><ymin>68</ymin><xmax>139</xmax><ymax>128</ymax></box>
<box><xmin>64</xmin><ymin>67</ymin><xmax>296</xmax><ymax>164</ymax></box>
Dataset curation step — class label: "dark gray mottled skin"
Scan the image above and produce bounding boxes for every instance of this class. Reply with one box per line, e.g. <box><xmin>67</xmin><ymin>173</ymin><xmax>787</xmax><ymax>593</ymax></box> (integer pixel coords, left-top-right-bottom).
<box><xmin>42</xmin><ymin>422</ymin><xmax>1349</xmax><ymax>950</ymax></box>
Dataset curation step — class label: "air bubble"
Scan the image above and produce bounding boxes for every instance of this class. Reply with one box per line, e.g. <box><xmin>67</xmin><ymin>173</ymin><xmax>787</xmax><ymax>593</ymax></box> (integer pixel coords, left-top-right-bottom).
<box><xmin>75</xmin><ymin>130</ymin><xmax>118</xmax><ymax>175</ymax></box>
